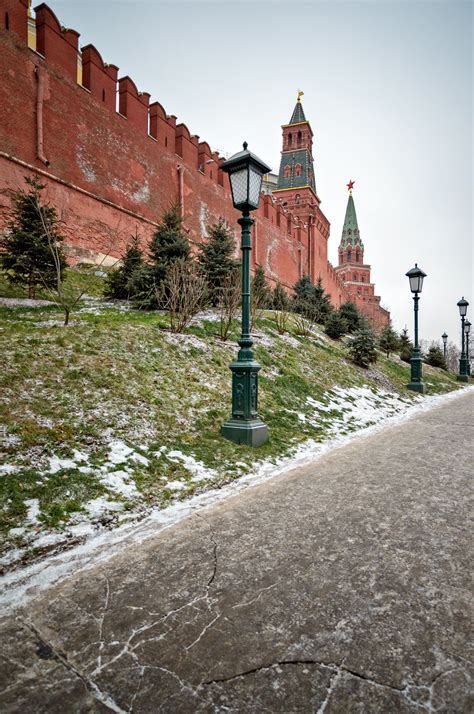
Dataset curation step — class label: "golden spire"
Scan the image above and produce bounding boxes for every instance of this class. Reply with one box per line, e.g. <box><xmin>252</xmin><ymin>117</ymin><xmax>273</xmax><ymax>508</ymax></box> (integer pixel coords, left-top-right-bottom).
<box><xmin>297</xmin><ymin>89</ymin><xmax>304</xmax><ymax>102</ymax></box>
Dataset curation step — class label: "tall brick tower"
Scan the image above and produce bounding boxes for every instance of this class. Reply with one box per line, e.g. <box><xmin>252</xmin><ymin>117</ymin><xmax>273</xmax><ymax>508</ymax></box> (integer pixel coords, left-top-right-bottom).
<box><xmin>273</xmin><ymin>93</ymin><xmax>329</xmax><ymax>280</ymax></box>
<box><xmin>335</xmin><ymin>183</ymin><xmax>376</xmax><ymax>303</ymax></box>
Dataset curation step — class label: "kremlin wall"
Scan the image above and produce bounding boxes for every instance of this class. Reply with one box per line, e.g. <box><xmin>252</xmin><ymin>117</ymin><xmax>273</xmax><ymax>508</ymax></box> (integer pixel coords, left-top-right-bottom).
<box><xmin>0</xmin><ymin>0</ymin><xmax>389</xmax><ymax>330</ymax></box>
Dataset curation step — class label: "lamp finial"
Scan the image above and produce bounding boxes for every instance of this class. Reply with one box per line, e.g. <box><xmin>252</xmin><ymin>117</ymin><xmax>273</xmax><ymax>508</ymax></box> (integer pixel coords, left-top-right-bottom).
<box><xmin>243</xmin><ymin>141</ymin><xmax>248</xmax><ymax>151</ymax></box>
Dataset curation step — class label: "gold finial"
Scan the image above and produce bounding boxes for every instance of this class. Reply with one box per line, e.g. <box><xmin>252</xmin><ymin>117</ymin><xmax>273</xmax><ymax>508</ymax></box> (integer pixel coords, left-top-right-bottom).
<box><xmin>297</xmin><ymin>89</ymin><xmax>304</xmax><ymax>102</ymax></box>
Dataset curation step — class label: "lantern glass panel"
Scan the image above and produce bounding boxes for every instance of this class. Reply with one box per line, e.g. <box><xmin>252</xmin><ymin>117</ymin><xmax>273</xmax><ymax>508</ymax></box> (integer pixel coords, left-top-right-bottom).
<box><xmin>465</xmin><ymin>321</ymin><xmax>471</xmax><ymax>335</ymax></box>
<box><xmin>458</xmin><ymin>299</ymin><xmax>468</xmax><ymax>317</ymax></box>
<box><xmin>409</xmin><ymin>274</ymin><xmax>423</xmax><ymax>293</ymax></box>
<box><xmin>248</xmin><ymin>167</ymin><xmax>263</xmax><ymax>208</ymax></box>
<box><xmin>229</xmin><ymin>167</ymin><xmax>249</xmax><ymax>208</ymax></box>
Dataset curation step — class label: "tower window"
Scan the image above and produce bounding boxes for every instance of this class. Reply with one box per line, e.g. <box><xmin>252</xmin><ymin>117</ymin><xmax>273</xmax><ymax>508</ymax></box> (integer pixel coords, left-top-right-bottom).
<box><xmin>348</xmin><ymin>250</ymin><xmax>352</xmax><ymax>261</ymax></box>
<box><xmin>102</xmin><ymin>89</ymin><xmax>106</xmax><ymax>102</ymax></box>
<box><xmin>297</xmin><ymin>130</ymin><xmax>302</xmax><ymax>144</ymax></box>
<box><xmin>353</xmin><ymin>274</ymin><xmax>357</xmax><ymax>281</ymax></box>
<box><xmin>5</xmin><ymin>12</ymin><xmax>9</xmax><ymax>30</ymax></box>
<box><xmin>361</xmin><ymin>276</ymin><xmax>364</xmax><ymax>282</ymax></box>
<box><xmin>355</xmin><ymin>251</ymin><xmax>359</xmax><ymax>262</ymax></box>
<box><xmin>295</xmin><ymin>163</ymin><xmax>302</xmax><ymax>177</ymax></box>
<box><xmin>288</xmin><ymin>133</ymin><xmax>293</xmax><ymax>146</ymax></box>
<box><xmin>284</xmin><ymin>164</ymin><xmax>291</xmax><ymax>178</ymax></box>
<box><xmin>295</xmin><ymin>194</ymin><xmax>301</xmax><ymax>204</ymax></box>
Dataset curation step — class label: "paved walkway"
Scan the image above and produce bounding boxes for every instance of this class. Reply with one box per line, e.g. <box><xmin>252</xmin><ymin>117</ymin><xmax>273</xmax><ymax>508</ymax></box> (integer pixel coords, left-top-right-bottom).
<box><xmin>1</xmin><ymin>391</ymin><xmax>473</xmax><ymax>713</ymax></box>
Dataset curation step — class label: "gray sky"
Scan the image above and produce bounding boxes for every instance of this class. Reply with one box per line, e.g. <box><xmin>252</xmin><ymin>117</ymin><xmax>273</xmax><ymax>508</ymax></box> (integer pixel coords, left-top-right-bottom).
<box><xmin>49</xmin><ymin>0</ymin><xmax>472</xmax><ymax>345</ymax></box>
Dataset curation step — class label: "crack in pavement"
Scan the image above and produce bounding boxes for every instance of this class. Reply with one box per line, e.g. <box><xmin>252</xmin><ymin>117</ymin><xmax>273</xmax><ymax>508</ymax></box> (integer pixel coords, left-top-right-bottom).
<box><xmin>19</xmin><ymin>617</ymin><xmax>127</xmax><ymax>714</ymax></box>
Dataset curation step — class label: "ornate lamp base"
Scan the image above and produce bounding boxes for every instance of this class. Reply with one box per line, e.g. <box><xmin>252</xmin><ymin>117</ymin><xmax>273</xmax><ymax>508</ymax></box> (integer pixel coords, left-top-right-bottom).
<box><xmin>457</xmin><ymin>374</ymin><xmax>469</xmax><ymax>383</ymax></box>
<box><xmin>407</xmin><ymin>381</ymin><xmax>425</xmax><ymax>393</ymax></box>
<box><xmin>221</xmin><ymin>418</ymin><xmax>268</xmax><ymax>447</ymax></box>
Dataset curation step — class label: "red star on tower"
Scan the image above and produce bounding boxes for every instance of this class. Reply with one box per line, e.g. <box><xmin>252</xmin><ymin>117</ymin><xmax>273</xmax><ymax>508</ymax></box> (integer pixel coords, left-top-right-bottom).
<box><xmin>347</xmin><ymin>180</ymin><xmax>355</xmax><ymax>191</ymax></box>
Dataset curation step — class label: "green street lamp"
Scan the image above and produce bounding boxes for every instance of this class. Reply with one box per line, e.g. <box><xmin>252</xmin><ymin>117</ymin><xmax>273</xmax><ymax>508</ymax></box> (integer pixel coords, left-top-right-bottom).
<box><xmin>219</xmin><ymin>142</ymin><xmax>271</xmax><ymax>447</ymax></box>
<box><xmin>406</xmin><ymin>263</ymin><xmax>427</xmax><ymax>393</ymax></box>
<box><xmin>464</xmin><ymin>319</ymin><xmax>471</xmax><ymax>377</ymax></box>
<box><xmin>441</xmin><ymin>332</ymin><xmax>448</xmax><ymax>362</ymax></box>
<box><xmin>457</xmin><ymin>297</ymin><xmax>469</xmax><ymax>382</ymax></box>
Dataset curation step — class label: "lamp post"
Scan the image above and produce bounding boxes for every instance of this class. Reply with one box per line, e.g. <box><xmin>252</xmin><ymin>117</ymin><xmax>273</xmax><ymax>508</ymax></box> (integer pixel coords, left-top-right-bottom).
<box><xmin>457</xmin><ymin>297</ymin><xmax>469</xmax><ymax>382</ymax></box>
<box><xmin>219</xmin><ymin>142</ymin><xmax>271</xmax><ymax>446</ymax></box>
<box><xmin>464</xmin><ymin>319</ymin><xmax>471</xmax><ymax>377</ymax></box>
<box><xmin>441</xmin><ymin>332</ymin><xmax>448</xmax><ymax>362</ymax></box>
<box><xmin>406</xmin><ymin>263</ymin><xmax>427</xmax><ymax>393</ymax></box>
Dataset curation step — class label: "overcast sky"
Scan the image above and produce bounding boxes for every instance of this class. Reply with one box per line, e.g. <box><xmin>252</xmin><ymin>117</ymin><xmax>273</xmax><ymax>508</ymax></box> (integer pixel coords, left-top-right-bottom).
<box><xmin>49</xmin><ymin>0</ymin><xmax>472</xmax><ymax>345</ymax></box>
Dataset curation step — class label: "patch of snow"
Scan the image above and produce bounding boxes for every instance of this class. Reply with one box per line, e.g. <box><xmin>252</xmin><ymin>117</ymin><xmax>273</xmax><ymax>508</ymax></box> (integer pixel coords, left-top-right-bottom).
<box><xmin>107</xmin><ymin>440</ymin><xmax>134</xmax><ymax>465</ymax></box>
<box><xmin>48</xmin><ymin>456</ymin><xmax>80</xmax><ymax>473</ymax></box>
<box><xmin>100</xmin><ymin>470</ymin><xmax>139</xmax><ymax>499</ymax></box>
<box><xmin>166</xmin><ymin>480</ymin><xmax>188</xmax><ymax>491</ymax></box>
<box><xmin>162</xmin><ymin>332</ymin><xmax>208</xmax><ymax>352</ymax></box>
<box><xmin>0</xmin><ymin>464</ymin><xmax>18</xmax><ymax>475</ymax></box>
<box><xmin>167</xmin><ymin>450</ymin><xmax>216</xmax><ymax>482</ymax></box>
<box><xmin>0</xmin><ymin>297</ymin><xmax>54</xmax><ymax>308</ymax></box>
<box><xmin>25</xmin><ymin>499</ymin><xmax>40</xmax><ymax>525</ymax></box>
<box><xmin>84</xmin><ymin>498</ymin><xmax>123</xmax><ymax>518</ymax></box>
<box><xmin>34</xmin><ymin>319</ymin><xmax>88</xmax><ymax>328</ymax></box>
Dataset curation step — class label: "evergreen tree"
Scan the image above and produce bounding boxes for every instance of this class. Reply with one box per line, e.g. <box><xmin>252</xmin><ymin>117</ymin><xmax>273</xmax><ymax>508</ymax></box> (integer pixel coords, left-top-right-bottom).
<box><xmin>198</xmin><ymin>218</ymin><xmax>238</xmax><ymax>306</ymax></box>
<box><xmin>325</xmin><ymin>310</ymin><xmax>347</xmax><ymax>340</ymax></box>
<box><xmin>425</xmin><ymin>344</ymin><xmax>447</xmax><ymax>369</ymax></box>
<box><xmin>348</xmin><ymin>328</ymin><xmax>378</xmax><ymax>368</ymax></box>
<box><xmin>133</xmin><ymin>204</ymin><xmax>190</xmax><ymax>308</ymax></box>
<box><xmin>0</xmin><ymin>177</ymin><xmax>67</xmax><ymax>298</ymax></box>
<box><xmin>313</xmin><ymin>276</ymin><xmax>333</xmax><ymax>321</ymax></box>
<box><xmin>252</xmin><ymin>264</ymin><xmax>271</xmax><ymax>309</ymax></box>
<box><xmin>379</xmin><ymin>322</ymin><xmax>400</xmax><ymax>358</ymax></box>
<box><xmin>104</xmin><ymin>232</ymin><xmax>144</xmax><ymax>300</ymax></box>
<box><xmin>339</xmin><ymin>301</ymin><xmax>362</xmax><ymax>333</ymax></box>
<box><xmin>272</xmin><ymin>282</ymin><xmax>290</xmax><ymax>311</ymax></box>
<box><xmin>399</xmin><ymin>328</ymin><xmax>413</xmax><ymax>363</ymax></box>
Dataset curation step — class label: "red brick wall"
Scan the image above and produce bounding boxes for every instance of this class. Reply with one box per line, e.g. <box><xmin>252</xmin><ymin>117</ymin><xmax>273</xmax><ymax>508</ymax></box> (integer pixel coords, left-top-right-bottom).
<box><xmin>0</xmin><ymin>1</ymin><xmax>389</xmax><ymax>330</ymax></box>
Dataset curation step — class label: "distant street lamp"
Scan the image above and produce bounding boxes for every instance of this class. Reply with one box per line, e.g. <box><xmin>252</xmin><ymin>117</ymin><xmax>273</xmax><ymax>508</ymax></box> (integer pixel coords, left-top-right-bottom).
<box><xmin>406</xmin><ymin>263</ymin><xmax>427</xmax><ymax>393</ymax></box>
<box><xmin>464</xmin><ymin>319</ymin><xmax>471</xmax><ymax>377</ymax></box>
<box><xmin>219</xmin><ymin>142</ymin><xmax>271</xmax><ymax>446</ymax></box>
<box><xmin>441</xmin><ymin>332</ymin><xmax>448</xmax><ymax>362</ymax></box>
<box><xmin>457</xmin><ymin>297</ymin><xmax>469</xmax><ymax>382</ymax></box>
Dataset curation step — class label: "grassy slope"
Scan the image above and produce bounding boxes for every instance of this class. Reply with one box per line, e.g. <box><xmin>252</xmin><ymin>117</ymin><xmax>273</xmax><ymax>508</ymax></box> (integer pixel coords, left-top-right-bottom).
<box><xmin>0</xmin><ymin>269</ymin><xmax>460</xmax><ymax>564</ymax></box>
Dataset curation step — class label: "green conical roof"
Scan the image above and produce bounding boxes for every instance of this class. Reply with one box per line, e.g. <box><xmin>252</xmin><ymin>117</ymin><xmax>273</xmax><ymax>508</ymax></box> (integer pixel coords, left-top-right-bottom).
<box><xmin>340</xmin><ymin>193</ymin><xmax>363</xmax><ymax>248</ymax></box>
<box><xmin>289</xmin><ymin>100</ymin><xmax>306</xmax><ymax>124</ymax></box>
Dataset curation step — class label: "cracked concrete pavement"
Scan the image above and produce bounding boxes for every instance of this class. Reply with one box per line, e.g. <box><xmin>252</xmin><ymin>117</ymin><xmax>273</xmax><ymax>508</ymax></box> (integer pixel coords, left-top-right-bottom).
<box><xmin>1</xmin><ymin>390</ymin><xmax>473</xmax><ymax>712</ymax></box>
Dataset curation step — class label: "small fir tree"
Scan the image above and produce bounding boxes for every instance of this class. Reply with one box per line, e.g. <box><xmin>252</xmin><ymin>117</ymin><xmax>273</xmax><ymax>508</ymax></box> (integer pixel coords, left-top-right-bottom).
<box><xmin>325</xmin><ymin>310</ymin><xmax>347</xmax><ymax>340</ymax></box>
<box><xmin>133</xmin><ymin>204</ymin><xmax>190</xmax><ymax>308</ymax></box>
<box><xmin>339</xmin><ymin>301</ymin><xmax>362</xmax><ymax>333</ymax></box>
<box><xmin>399</xmin><ymin>328</ymin><xmax>413</xmax><ymax>363</ymax></box>
<box><xmin>272</xmin><ymin>282</ymin><xmax>290</xmax><ymax>311</ymax></box>
<box><xmin>313</xmin><ymin>276</ymin><xmax>333</xmax><ymax>321</ymax></box>
<box><xmin>425</xmin><ymin>344</ymin><xmax>447</xmax><ymax>369</ymax></box>
<box><xmin>104</xmin><ymin>232</ymin><xmax>144</xmax><ymax>300</ymax></box>
<box><xmin>379</xmin><ymin>322</ymin><xmax>400</xmax><ymax>358</ymax></box>
<box><xmin>348</xmin><ymin>328</ymin><xmax>378</xmax><ymax>368</ymax></box>
<box><xmin>251</xmin><ymin>264</ymin><xmax>271</xmax><ymax>328</ymax></box>
<box><xmin>0</xmin><ymin>177</ymin><xmax>67</xmax><ymax>298</ymax></box>
<box><xmin>198</xmin><ymin>218</ymin><xmax>238</xmax><ymax>306</ymax></box>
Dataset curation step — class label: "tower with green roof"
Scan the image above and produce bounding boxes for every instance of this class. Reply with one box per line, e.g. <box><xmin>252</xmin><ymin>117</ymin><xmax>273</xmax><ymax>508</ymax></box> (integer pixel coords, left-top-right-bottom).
<box><xmin>335</xmin><ymin>182</ymin><xmax>376</xmax><ymax>304</ymax></box>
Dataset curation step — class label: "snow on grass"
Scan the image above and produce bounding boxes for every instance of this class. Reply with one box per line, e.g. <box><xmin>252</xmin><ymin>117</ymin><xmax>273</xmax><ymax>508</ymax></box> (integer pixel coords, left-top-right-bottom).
<box><xmin>0</xmin><ymin>464</ymin><xmax>18</xmax><ymax>475</ymax></box>
<box><xmin>162</xmin><ymin>332</ymin><xmax>208</xmax><ymax>352</ymax></box>
<box><xmin>2</xmin><ymin>386</ymin><xmax>471</xmax><ymax>614</ymax></box>
<box><xmin>166</xmin><ymin>449</ymin><xmax>217</xmax><ymax>483</ymax></box>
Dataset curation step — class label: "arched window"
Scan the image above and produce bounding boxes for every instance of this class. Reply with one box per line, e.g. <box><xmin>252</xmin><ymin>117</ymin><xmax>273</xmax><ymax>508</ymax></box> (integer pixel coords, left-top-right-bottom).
<box><xmin>361</xmin><ymin>276</ymin><xmax>364</xmax><ymax>282</ymax></box>
<box><xmin>353</xmin><ymin>273</ymin><xmax>358</xmax><ymax>281</ymax></box>
<box><xmin>102</xmin><ymin>89</ymin><xmax>106</xmax><ymax>102</ymax></box>
<box><xmin>355</xmin><ymin>252</ymin><xmax>359</xmax><ymax>262</ymax></box>
<box><xmin>348</xmin><ymin>250</ymin><xmax>352</xmax><ymax>261</ymax></box>
<box><xmin>297</xmin><ymin>130</ymin><xmax>302</xmax><ymax>144</ymax></box>
<box><xmin>284</xmin><ymin>164</ymin><xmax>291</xmax><ymax>178</ymax></box>
<box><xmin>288</xmin><ymin>133</ymin><xmax>293</xmax><ymax>146</ymax></box>
<box><xmin>5</xmin><ymin>12</ymin><xmax>9</xmax><ymax>30</ymax></box>
<box><xmin>295</xmin><ymin>194</ymin><xmax>301</xmax><ymax>204</ymax></box>
<box><xmin>295</xmin><ymin>163</ymin><xmax>302</xmax><ymax>177</ymax></box>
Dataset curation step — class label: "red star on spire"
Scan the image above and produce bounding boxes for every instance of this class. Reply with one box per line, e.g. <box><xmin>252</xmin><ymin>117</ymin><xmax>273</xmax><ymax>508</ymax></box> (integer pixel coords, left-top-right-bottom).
<box><xmin>347</xmin><ymin>180</ymin><xmax>355</xmax><ymax>191</ymax></box>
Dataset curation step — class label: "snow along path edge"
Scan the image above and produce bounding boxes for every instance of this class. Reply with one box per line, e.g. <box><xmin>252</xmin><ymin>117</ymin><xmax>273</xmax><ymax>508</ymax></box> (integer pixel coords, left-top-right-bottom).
<box><xmin>1</xmin><ymin>385</ymin><xmax>472</xmax><ymax>614</ymax></box>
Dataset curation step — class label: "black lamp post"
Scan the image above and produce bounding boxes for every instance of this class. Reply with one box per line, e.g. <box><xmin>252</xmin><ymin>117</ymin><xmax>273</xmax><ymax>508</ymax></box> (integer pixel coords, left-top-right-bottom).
<box><xmin>219</xmin><ymin>142</ymin><xmax>271</xmax><ymax>446</ymax></box>
<box><xmin>457</xmin><ymin>297</ymin><xmax>469</xmax><ymax>382</ymax></box>
<box><xmin>441</xmin><ymin>332</ymin><xmax>448</xmax><ymax>362</ymax></box>
<box><xmin>406</xmin><ymin>263</ymin><xmax>427</xmax><ymax>393</ymax></box>
<box><xmin>464</xmin><ymin>319</ymin><xmax>471</xmax><ymax>377</ymax></box>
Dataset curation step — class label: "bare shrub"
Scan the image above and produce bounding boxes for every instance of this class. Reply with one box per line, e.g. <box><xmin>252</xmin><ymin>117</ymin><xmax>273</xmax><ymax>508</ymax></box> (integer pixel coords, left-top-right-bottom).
<box><xmin>217</xmin><ymin>268</ymin><xmax>241</xmax><ymax>341</ymax></box>
<box><xmin>273</xmin><ymin>309</ymin><xmax>290</xmax><ymax>335</ymax></box>
<box><xmin>162</xmin><ymin>259</ymin><xmax>208</xmax><ymax>333</ymax></box>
